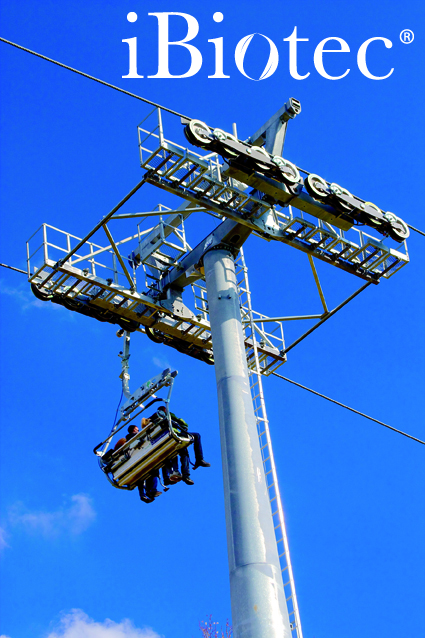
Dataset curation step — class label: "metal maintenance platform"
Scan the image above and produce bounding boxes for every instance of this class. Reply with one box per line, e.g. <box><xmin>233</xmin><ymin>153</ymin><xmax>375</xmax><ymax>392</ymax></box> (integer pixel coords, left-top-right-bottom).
<box><xmin>26</xmin><ymin>106</ymin><xmax>410</xmax><ymax>378</ymax></box>
<box><xmin>26</xmin><ymin>215</ymin><xmax>287</xmax><ymax>376</ymax></box>
<box><xmin>138</xmin><ymin>108</ymin><xmax>409</xmax><ymax>283</ymax></box>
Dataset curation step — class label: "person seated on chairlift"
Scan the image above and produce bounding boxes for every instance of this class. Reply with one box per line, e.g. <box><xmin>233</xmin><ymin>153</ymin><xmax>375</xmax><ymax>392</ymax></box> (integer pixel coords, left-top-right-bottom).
<box><xmin>114</xmin><ymin>424</ymin><xmax>162</xmax><ymax>504</ymax></box>
<box><xmin>155</xmin><ymin>406</ymin><xmax>211</xmax><ymax>487</ymax></box>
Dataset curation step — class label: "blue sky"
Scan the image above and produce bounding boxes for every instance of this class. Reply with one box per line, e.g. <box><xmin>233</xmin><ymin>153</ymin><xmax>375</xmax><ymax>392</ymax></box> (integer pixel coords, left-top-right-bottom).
<box><xmin>0</xmin><ymin>1</ymin><xmax>424</xmax><ymax>637</ymax></box>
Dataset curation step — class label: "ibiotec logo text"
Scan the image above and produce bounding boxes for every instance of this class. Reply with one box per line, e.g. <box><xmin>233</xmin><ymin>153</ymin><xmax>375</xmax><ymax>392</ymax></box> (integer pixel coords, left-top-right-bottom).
<box><xmin>122</xmin><ymin>11</ymin><xmax>398</xmax><ymax>81</ymax></box>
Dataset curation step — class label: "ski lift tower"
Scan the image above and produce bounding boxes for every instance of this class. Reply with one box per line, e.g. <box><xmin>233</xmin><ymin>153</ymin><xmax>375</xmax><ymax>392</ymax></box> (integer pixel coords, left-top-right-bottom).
<box><xmin>26</xmin><ymin>99</ymin><xmax>410</xmax><ymax>638</ymax></box>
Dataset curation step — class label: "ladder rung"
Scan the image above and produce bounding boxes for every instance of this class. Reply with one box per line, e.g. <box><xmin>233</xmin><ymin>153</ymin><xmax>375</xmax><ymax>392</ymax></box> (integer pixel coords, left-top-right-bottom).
<box><xmin>242</xmin><ymin>280</ymin><xmax>302</xmax><ymax>638</ymax></box>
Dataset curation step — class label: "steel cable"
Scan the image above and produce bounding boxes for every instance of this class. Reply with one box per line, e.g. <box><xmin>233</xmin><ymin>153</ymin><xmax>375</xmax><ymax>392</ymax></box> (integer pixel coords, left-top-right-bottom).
<box><xmin>407</xmin><ymin>224</ymin><xmax>425</xmax><ymax>237</ymax></box>
<box><xmin>1</xmin><ymin>37</ymin><xmax>425</xmax><ymax>444</ymax></box>
<box><xmin>1</xmin><ymin>262</ymin><xmax>423</xmax><ymax>445</ymax></box>
<box><xmin>2</xmin><ymin>35</ymin><xmax>425</xmax><ymax>239</ymax></box>
<box><xmin>0</xmin><ymin>36</ymin><xmax>191</xmax><ymax>119</ymax></box>
<box><xmin>0</xmin><ymin>262</ymin><xmax>27</xmax><ymax>275</ymax></box>
<box><xmin>273</xmin><ymin>372</ymin><xmax>425</xmax><ymax>445</ymax></box>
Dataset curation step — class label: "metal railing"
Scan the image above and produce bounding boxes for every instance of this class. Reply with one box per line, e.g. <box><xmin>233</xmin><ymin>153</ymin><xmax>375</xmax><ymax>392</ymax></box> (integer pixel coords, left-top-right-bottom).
<box><xmin>137</xmin><ymin>107</ymin><xmax>409</xmax><ymax>283</ymax></box>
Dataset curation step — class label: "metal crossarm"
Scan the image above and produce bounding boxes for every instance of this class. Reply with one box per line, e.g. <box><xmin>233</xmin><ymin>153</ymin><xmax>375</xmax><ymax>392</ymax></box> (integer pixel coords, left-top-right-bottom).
<box><xmin>137</xmin><ymin>109</ymin><xmax>409</xmax><ymax>284</ymax></box>
<box><xmin>27</xmin><ymin>221</ymin><xmax>288</xmax><ymax>373</ymax></box>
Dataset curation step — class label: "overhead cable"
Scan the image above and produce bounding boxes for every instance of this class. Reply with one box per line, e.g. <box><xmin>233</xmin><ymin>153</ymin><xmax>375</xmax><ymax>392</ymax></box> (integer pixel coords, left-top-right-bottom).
<box><xmin>1</xmin><ymin>37</ymin><xmax>424</xmax><ymax>444</ymax></box>
<box><xmin>2</xmin><ymin>261</ymin><xmax>423</xmax><ymax>445</ymax></box>
<box><xmin>0</xmin><ymin>36</ymin><xmax>191</xmax><ymax>120</ymax></box>
<box><xmin>0</xmin><ymin>262</ymin><xmax>27</xmax><ymax>275</ymax></box>
<box><xmin>407</xmin><ymin>224</ymin><xmax>425</xmax><ymax>237</ymax></box>
<box><xmin>273</xmin><ymin>372</ymin><xmax>425</xmax><ymax>445</ymax></box>
<box><xmin>4</xmin><ymin>36</ymin><xmax>425</xmax><ymax>242</ymax></box>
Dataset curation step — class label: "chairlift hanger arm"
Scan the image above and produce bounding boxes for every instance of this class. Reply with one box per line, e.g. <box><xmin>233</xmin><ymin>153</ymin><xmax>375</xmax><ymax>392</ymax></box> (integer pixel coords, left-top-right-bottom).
<box><xmin>95</xmin><ymin>368</ymin><xmax>178</xmax><ymax>456</ymax></box>
<box><xmin>119</xmin><ymin>331</ymin><xmax>132</xmax><ymax>400</ymax></box>
<box><xmin>120</xmin><ymin>368</ymin><xmax>177</xmax><ymax>418</ymax></box>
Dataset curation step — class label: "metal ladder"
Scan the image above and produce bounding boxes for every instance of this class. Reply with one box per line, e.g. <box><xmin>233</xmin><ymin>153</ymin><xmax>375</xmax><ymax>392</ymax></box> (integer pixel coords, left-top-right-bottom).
<box><xmin>236</xmin><ymin>249</ymin><xmax>304</xmax><ymax>638</ymax></box>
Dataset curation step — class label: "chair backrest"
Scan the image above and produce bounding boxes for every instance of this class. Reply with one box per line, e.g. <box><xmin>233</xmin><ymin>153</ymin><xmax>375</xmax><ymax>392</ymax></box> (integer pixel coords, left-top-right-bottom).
<box><xmin>109</xmin><ymin>421</ymin><xmax>193</xmax><ymax>488</ymax></box>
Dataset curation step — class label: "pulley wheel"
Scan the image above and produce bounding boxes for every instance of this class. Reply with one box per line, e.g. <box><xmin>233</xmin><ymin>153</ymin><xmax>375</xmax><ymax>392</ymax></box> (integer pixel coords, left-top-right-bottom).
<box><xmin>272</xmin><ymin>156</ymin><xmax>300</xmax><ymax>184</ymax></box>
<box><xmin>213</xmin><ymin>128</ymin><xmax>237</xmax><ymax>142</ymax></box>
<box><xmin>251</xmin><ymin>146</ymin><xmax>272</xmax><ymax>173</ymax></box>
<box><xmin>184</xmin><ymin>120</ymin><xmax>212</xmax><ymax>147</ymax></box>
<box><xmin>387</xmin><ymin>216</ymin><xmax>410</xmax><ymax>242</ymax></box>
<box><xmin>363</xmin><ymin>202</ymin><xmax>383</xmax><ymax>227</ymax></box>
<box><xmin>304</xmin><ymin>173</ymin><xmax>329</xmax><ymax>199</ymax></box>
<box><xmin>330</xmin><ymin>183</ymin><xmax>353</xmax><ymax>212</ymax></box>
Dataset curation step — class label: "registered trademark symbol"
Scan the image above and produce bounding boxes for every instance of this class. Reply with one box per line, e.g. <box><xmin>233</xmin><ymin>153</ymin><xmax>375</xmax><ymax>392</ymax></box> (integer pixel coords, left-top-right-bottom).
<box><xmin>400</xmin><ymin>29</ymin><xmax>414</xmax><ymax>43</ymax></box>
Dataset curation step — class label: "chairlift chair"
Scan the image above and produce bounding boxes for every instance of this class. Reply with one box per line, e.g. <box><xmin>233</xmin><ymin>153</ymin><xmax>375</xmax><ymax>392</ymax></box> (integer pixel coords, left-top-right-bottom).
<box><xmin>93</xmin><ymin>368</ymin><xmax>192</xmax><ymax>490</ymax></box>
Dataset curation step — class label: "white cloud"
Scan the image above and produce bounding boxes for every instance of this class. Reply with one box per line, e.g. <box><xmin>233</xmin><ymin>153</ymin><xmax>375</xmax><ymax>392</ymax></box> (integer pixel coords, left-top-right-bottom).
<box><xmin>46</xmin><ymin>610</ymin><xmax>162</xmax><ymax>638</ymax></box>
<box><xmin>0</xmin><ymin>280</ymin><xmax>46</xmax><ymax>309</ymax></box>
<box><xmin>0</xmin><ymin>634</ymin><xmax>12</xmax><ymax>637</ymax></box>
<box><xmin>0</xmin><ymin>279</ymin><xmax>75</xmax><ymax>317</ymax></box>
<box><xmin>66</xmin><ymin>494</ymin><xmax>97</xmax><ymax>534</ymax></box>
<box><xmin>0</xmin><ymin>526</ymin><xmax>9</xmax><ymax>552</ymax></box>
<box><xmin>9</xmin><ymin>494</ymin><xmax>96</xmax><ymax>538</ymax></box>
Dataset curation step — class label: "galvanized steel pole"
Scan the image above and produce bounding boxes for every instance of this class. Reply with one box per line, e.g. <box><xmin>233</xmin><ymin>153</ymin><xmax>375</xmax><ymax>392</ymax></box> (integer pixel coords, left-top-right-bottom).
<box><xmin>203</xmin><ymin>248</ymin><xmax>292</xmax><ymax>638</ymax></box>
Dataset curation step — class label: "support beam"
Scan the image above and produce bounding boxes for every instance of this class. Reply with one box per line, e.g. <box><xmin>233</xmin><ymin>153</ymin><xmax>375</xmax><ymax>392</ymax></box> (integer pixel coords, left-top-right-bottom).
<box><xmin>70</xmin><ymin>229</ymin><xmax>154</xmax><ymax>266</ymax></box>
<box><xmin>204</xmin><ymin>248</ymin><xmax>292</xmax><ymax>638</ymax></box>
<box><xmin>55</xmin><ymin>176</ymin><xmax>147</xmax><ymax>268</ymax></box>
<box><xmin>112</xmin><ymin>206</ymin><xmax>206</xmax><ymax>220</ymax></box>
<box><xmin>282</xmin><ymin>281</ymin><xmax>373</xmax><ymax>355</ymax></box>
<box><xmin>103</xmin><ymin>223</ymin><xmax>135</xmax><ymax>290</ymax></box>
<box><xmin>248</xmin><ymin>98</ymin><xmax>301</xmax><ymax>156</ymax></box>
<box><xmin>242</xmin><ymin>314</ymin><xmax>323</xmax><ymax>323</ymax></box>
<box><xmin>308</xmin><ymin>255</ymin><xmax>328</xmax><ymax>314</ymax></box>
